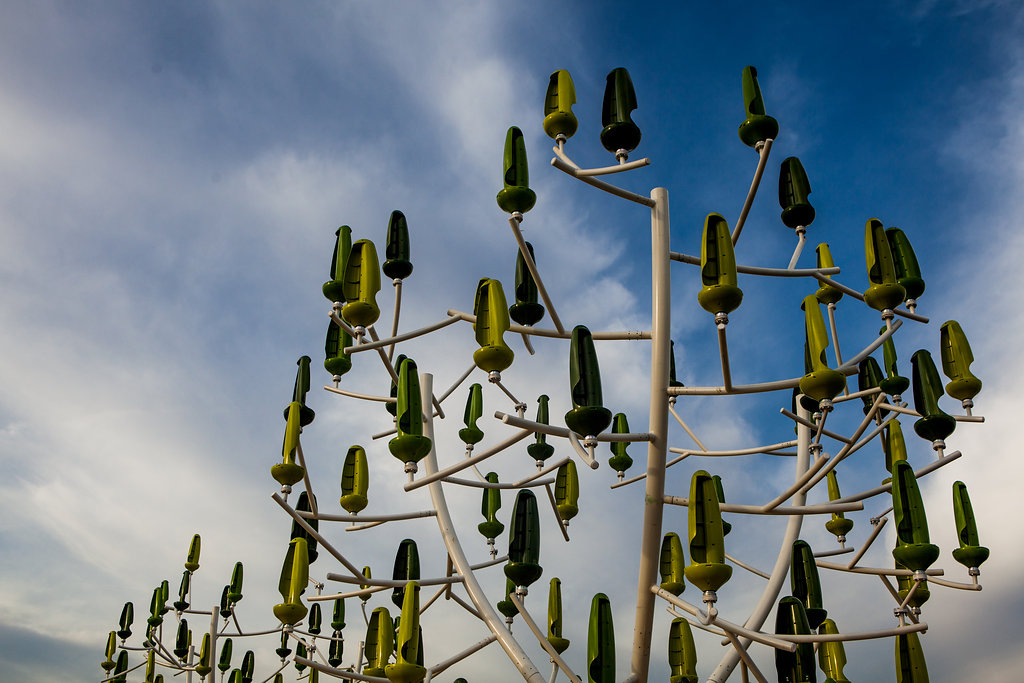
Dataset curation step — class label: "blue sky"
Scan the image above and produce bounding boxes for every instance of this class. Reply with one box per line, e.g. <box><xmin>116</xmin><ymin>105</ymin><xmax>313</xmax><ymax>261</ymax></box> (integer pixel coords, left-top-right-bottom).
<box><xmin>1</xmin><ymin>2</ymin><xmax>1022</xmax><ymax>681</ymax></box>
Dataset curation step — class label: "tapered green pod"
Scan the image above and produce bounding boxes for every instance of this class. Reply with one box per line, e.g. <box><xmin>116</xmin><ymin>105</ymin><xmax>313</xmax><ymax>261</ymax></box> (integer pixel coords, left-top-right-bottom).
<box><xmin>227</xmin><ymin>562</ymin><xmax>244</xmax><ymax>604</ymax></box>
<box><xmin>528</xmin><ymin>395</ymin><xmax>555</xmax><ymax>462</ymax></box>
<box><xmin>273</xmin><ymin>537</ymin><xmax>309</xmax><ymax>625</ymax></box>
<box><xmin>459</xmin><ymin>383</ymin><xmax>485</xmax><ymax>445</ymax></box>
<box><xmin>669</xmin><ymin>340</ymin><xmax>684</xmax><ymax>388</ymax></box>
<box><xmin>308</xmin><ymin>602</ymin><xmax>322</xmax><ymax>634</ymax></box>
<box><xmin>697</xmin><ymin>214</ymin><xmax>743</xmax><ymax>316</ymax></box>
<box><xmin>775</xmin><ymin>597</ymin><xmax>816</xmax><ymax>683</ymax></box>
<box><xmin>683</xmin><ymin>470</ymin><xmax>732</xmax><ymax>592</ymax></box>
<box><xmin>360</xmin><ymin>566</ymin><xmax>373</xmax><ymax>601</ymax></box>
<box><xmin>340</xmin><ymin>239</ymin><xmax>381</xmax><ymax>328</ymax></box>
<box><xmin>328</xmin><ymin>631</ymin><xmax>343</xmax><ymax>666</ymax></box>
<box><xmin>884</xmin><ymin>419</ymin><xmax>909</xmax><ymax>475</ymax></box>
<box><xmin>363</xmin><ymin>607</ymin><xmax>394</xmax><ymax>678</ymax></box>
<box><xmin>864</xmin><ymin>219</ymin><xmax>906</xmax><ymax>312</ymax></box>
<box><xmin>600</xmin><ymin>67</ymin><xmax>641</xmax><ymax>154</ymax></box>
<box><xmin>219</xmin><ymin>585</ymin><xmax>232</xmax><ymax>618</ymax></box>
<box><xmin>879</xmin><ymin>329</ymin><xmax>910</xmax><ymax>397</ymax></box>
<box><xmin>543</xmin><ymin>69</ymin><xmax>578</xmax><ymax>139</ymax></box>
<box><xmin>547</xmin><ymin>578</ymin><xmax>570</xmax><ymax>654</ymax></box>
<box><xmin>809</xmin><ymin>247</ymin><xmax>841</xmax><ymax>308</ymax></box>
<box><xmin>496</xmin><ymin>126</ymin><xmax>536</xmax><ymax>214</ymax></box>
<box><xmin>391</xmin><ymin>538</ymin><xmax>421</xmax><ymax>608</ymax></box>
<box><xmin>886</xmin><ymin>227</ymin><xmax>925</xmax><ymax>302</ymax></box>
<box><xmin>910</xmin><ymin>350</ymin><xmax>956</xmax><ymax>442</ymax></box>
<box><xmin>791</xmin><ymin>540</ymin><xmax>827</xmax><ymax>629</ymax></box>
<box><xmin>472</xmin><ymin>278</ymin><xmax>514</xmax><ymax>373</ymax></box>
<box><xmin>555</xmin><ymin>459</ymin><xmax>580</xmax><ymax>523</ymax></box>
<box><xmin>857</xmin><ymin>357</ymin><xmax>885</xmax><ymax>415</ymax></box>
<box><xmin>564</xmin><ymin>325</ymin><xmax>612</xmax><ymax>436</ymax></box>
<box><xmin>240</xmin><ymin>651</ymin><xmax>254</xmax><ymax>683</ymax></box>
<box><xmin>608</xmin><ymin>413</ymin><xmax>633</xmax><ymax>475</ymax></box>
<box><xmin>386</xmin><ymin>354</ymin><xmax>406</xmax><ymax>417</ymax></box>
<box><xmin>276</xmin><ymin>629</ymin><xmax>292</xmax><ymax>659</ymax></box>
<box><xmin>291</xmin><ymin>491</ymin><xmax>319</xmax><ymax>564</ymax></box>
<box><xmin>112</xmin><ymin>650</ymin><xmax>128</xmax><ymax>683</ymax></box>
<box><xmin>779</xmin><ymin>157</ymin><xmax>815</xmax><ymax>229</ymax></box>
<box><xmin>510</xmin><ymin>242</ymin><xmax>545</xmax><ymax>326</ymax></box>
<box><xmin>195</xmin><ymin>632</ymin><xmax>212</xmax><ymax>677</ymax></box>
<box><xmin>587</xmin><ymin>593</ymin><xmax>615</xmax><ymax>683</ymax></box>
<box><xmin>101</xmin><ymin>631</ymin><xmax>117</xmax><ymax>672</ymax></box>
<box><xmin>799</xmin><ymin>295</ymin><xmax>846</xmax><ymax>402</ymax></box>
<box><xmin>323</xmin><ymin>225</ymin><xmax>351</xmax><ymax>303</ymax></box>
<box><xmin>383</xmin><ymin>210</ymin><xmax>413</xmax><ymax>280</ymax></box>
<box><xmin>388</xmin><ymin>357</ymin><xmax>432</xmax><ymax>465</ymax></box>
<box><xmin>951</xmin><ymin>481</ymin><xmax>989</xmax><ymax>569</ymax></box>
<box><xmin>331</xmin><ymin>597</ymin><xmax>346</xmax><ymax>631</ymax></box>
<box><xmin>825</xmin><ymin>471</ymin><xmax>854</xmax><ymax>541</ymax></box>
<box><xmin>891</xmin><ymin>460</ymin><xmax>940</xmax><ymax>572</ymax></box>
<box><xmin>272</xmin><ymin>401</ymin><xmax>305</xmax><ymax>487</ymax></box>
<box><xmin>817</xmin><ymin>619</ymin><xmax>851</xmax><ymax>683</ymax></box>
<box><xmin>939</xmin><ymin>321</ymin><xmax>982</xmax><ymax>401</ymax></box>
<box><xmin>147</xmin><ymin>585</ymin><xmax>165</xmax><ymax>627</ymax></box>
<box><xmin>496</xmin><ymin>577</ymin><xmax>520</xmax><ymax>620</ymax></box>
<box><xmin>174</xmin><ymin>570</ymin><xmax>191</xmax><ymax>611</ymax></box>
<box><xmin>284</xmin><ymin>355</ymin><xmax>316</xmax><ymax>426</ymax></box>
<box><xmin>217</xmin><ymin>638</ymin><xmax>232</xmax><ymax>674</ymax></box>
<box><xmin>505</xmin><ymin>489</ymin><xmax>543</xmax><ymax>587</ymax></box>
<box><xmin>173</xmin><ymin>618</ymin><xmax>190</xmax><ymax>660</ymax></box>
<box><xmin>228</xmin><ymin>670</ymin><xmax>242</xmax><ymax>683</ymax></box>
<box><xmin>159</xmin><ymin>579</ymin><xmax>171</xmax><ymax>615</ymax></box>
<box><xmin>294</xmin><ymin>642</ymin><xmax>307</xmax><ymax>671</ymax></box>
<box><xmin>895</xmin><ymin>631</ymin><xmax>929</xmax><ymax>683</ymax></box>
<box><xmin>386</xmin><ymin>581</ymin><xmax>426</xmax><ymax>683</ymax></box>
<box><xmin>668</xmin><ymin>617</ymin><xmax>698</xmax><ymax>683</ymax></box>
<box><xmin>895</xmin><ymin>557</ymin><xmax>931</xmax><ymax>608</ymax></box>
<box><xmin>737</xmin><ymin>66</ymin><xmax>779</xmax><ymax>147</ymax></box>
<box><xmin>659</xmin><ymin>532</ymin><xmax>686</xmax><ymax>596</ymax></box>
<box><xmin>712</xmin><ymin>475</ymin><xmax>732</xmax><ymax>536</ymax></box>
<box><xmin>324</xmin><ymin>318</ymin><xmax>353</xmax><ymax>377</ymax></box>
<box><xmin>117</xmin><ymin>602</ymin><xmax>133</xmax><ymax>640</ymax></box>
<box><xmin>339</xmin><ymin>445</ymin><xmax>369</xmax><ymax>514</ymax></box>
<box><xmin>185</xmin><ymin>534</ymin><xmax>201</xmax><ymax>573</ymax></box>
<box><xmin>478</xmin><ymin>472</ymin><xmax>504</xmax><ymax>540</ymax></box>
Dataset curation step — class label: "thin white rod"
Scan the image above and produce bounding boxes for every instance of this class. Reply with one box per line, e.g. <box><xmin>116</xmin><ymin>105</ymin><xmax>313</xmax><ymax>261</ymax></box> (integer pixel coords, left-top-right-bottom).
<box><xmin>508</xmin><ymin>592</ymin><xmax>584</xmax><ymax>683</ymax></box>
<box><xmin>329</xmin><ymin>311</ymin><xmax>361</xmax><ymax>339</ymax></box>
<box><xmin>846</xmin><ymin>517</ymin><xmax>888</xmax><ymax>569</ymax></box>
<box><xmin>420</xmin><ymin>584</ymin><xmax>448</xmax><ymax>613</ymax></box>
<box><xmin>296</xmin><ymin>657</ymin><xmax>389</xmax><ymax>683</ymax></box>
<box><xmin>551</xmin><ymin>142</ymin><xmax>583</xmax><ymax>169</ymax></box>
<box><xmin>496</xmin><ymin>411</ymin><xmax>654</xmax><ymax>442</ymax></box>
<box><xmin>664</xmin><ymin>496</ymin><xmax>862</xmax><ymax>516</ymax></box>
<box><xmin>342</xmin><ymin>314</ymin><xmax>460</xmax><ymax>354</ymax></box>
<box><xmin>725</xmin><ymin>553</ymin><xmax>772</xmax><ymax>580</ymax></box>
<box><xmin>404</xmin><ymin>429</ymin><xmax>533</xmax><ymax>492</ymax></box>
<box><xmin>521</xmin><ymin>331</ymin><xmax>536</xmax><ymax>355</ymax></box>
<box><xmin>879</xmin><ymin>402</ymin><xmax>985</xmax><ymax>423</ymax></box>
<box><xmin>566</xmin><ymin>430</ymin><xmax>599</xmax><ymax>469</ymax></box>
<box><xmin>544</xmin><ymin>483</ymin><xmax>571</xmax><ymax>543</ymax></box>
<box><xmin>826</xmin><ymin>303</ymin><xmax>845</xmax><ymax>372</ymax></box>
<box><xmin>668</xmin><ymin>439</ymin><xmax>798</xmax><ymax>457</ymax></box>
<box><xmin>778</xmin><ymin>409</ymin><xmax>852</xmax><ymax>443</ymax></box>
<box><xmin>717</xmin><ymin>325</ymin><xmax>733</xmax><ymax>390</ymax></box>
<box><xmin>508</xmin><ymin>216</ymin><xmax>565</xmax><ymax>334</ymax></box>
<box><xmin>550</xmin><ymin>146</ymin><xmax>651</xmax><ymax>176</ymax></box>
<box><xmin>786</xmin><ymin>231</ymin><xmax>807</xmax><ymax>270</ymax></box>
<box><xmin>438</xmin><ymin>363</ymin><xmax>477</xmax><ymax>404</ymax></box>
<box><xmin>272</xmin><ymin>492</ymin><xmax>364</xmax><ymax>579</ymax></box>
<box><xmin>427</xmin><ymin>634</ymin><xmax>499</xmax><ymax>676</ymax></box>
<box><xmin>439</xmin><ymin>475</ymin><xmax>555</xmax><ymax>490</ymax></box>
<box><xmin>810</xmin><ymin>272</ymin><xmax>930</xmax><ymax>323</ymax></box>
<box><xmin>759</xmin><ymin>453</ymin><xmax>829</xmax><ymax>512</ymax></box>
<box><xmin>309</xmin><ymin>585</ymin><xmax>388</xmax><ymax>602</ymax></box>
<box><xmin>927</xmin><ymin>576</ymin><xmax>984</xmax><ymax>591</ymax></box>
<box><xmin>838</xmin><ymin>318</ymin><xmax>902</xmax><ymax>370</ymax></box>
<box><xmin>652</xmin><ymin>587</ymin><xmax>795</xmax><ymax>652</ymax></box>
<box><xmin>300</xmin><ymin>509</ymin><xmax>437</xmax><ymax>523</ymax></box>
<box><xmin>831</xmin><ymin>451</ymin><xmax>963</xmax><ymax>505</ymax></box>
<box><xmin>731</xmin><ymin>138</ymin><xmax>773</xmax><ymax>244</ymax></box>
<box><xmin>447</xmin><ymin>310</ymin><xmax>650</xmax><ymax>340</ymax></box>
<box><xmin>323</xmin><ymin>385</ymin><xmax>396</xmax><ymax>403</ymax></box>
<box><xmin>447</xmin><ymin>590</ymin><xmax>484</xmax><ymax>620</ymax></box>
<box><xmin>669</xmin><ymin>251</ymin><xmax>840</xmax><ymax>278</ymax></box>
<box><xmin>812</xmin><ymin>546</ymin><xmax>854</xmax><ymax>558</ymax></box>
<box><xmin>366</xmin><ymin>326</ymin><xmax>445</xmax><ymax>419</ymax></box>
<box><xmin>492</xmin><ymin>376</ymin><xmax>523</xmax><ymax>407</ymax></box>
<box><xmin>815</xmin><ymin>560</ymin><xmax>943</xmax><ymax>578</ymax></box>
<box><xmin>387</xmin><ymin>279</ymin><xmax>403</xmax><ymax>361</ymax></box>
<box><xmin>550</xmin><ymin>157</ymin><xmax>656</xmax><ymax>207</ymax></box>
<box><xmin>723</xmin><ymin>631</ymin><xmax>770</xmax><ymax>683</ymax></box>
<box><xmin>515</xmin><ymin>457</ymin><xmax>571</xmax><ymax>487</ymax></box>
<box><xmin>668</xmin><ymin>404</ymin><xmax>708</xmax><ymax>451</ymax></box>
<box><xmin>772</xmin><ymin>621</ymin><xmax>928</xmax><ymax>644</ymax></box>
<box><xmin>833</xmin><ymin>386</ymin><xmax>882</xmax><ymax>403</ymax></box>
<box><xmin>294</xmin><ymin>440</ymin><xmax>318</xmax><ymax>516</ymax></box>
<box><xmin>797</xmin><ymin>395</ymin><xmax>887</xmax><ymax>494</ymax></box>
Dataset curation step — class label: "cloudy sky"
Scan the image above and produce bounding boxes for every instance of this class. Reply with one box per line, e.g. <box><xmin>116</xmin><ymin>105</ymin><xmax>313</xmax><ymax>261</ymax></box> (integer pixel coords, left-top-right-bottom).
<box><xmin>1</xmin><ymin>1</ymin><xmax>1022</xmax><ymax>682</ymax></box>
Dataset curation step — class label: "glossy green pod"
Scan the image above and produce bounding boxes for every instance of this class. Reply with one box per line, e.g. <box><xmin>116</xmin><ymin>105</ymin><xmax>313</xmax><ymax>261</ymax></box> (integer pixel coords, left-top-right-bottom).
<box><xmin>496</xmin><ymin>126</ymin><xmax>536</xmax><ymax>214</ymax></box>
<box><xmin>790</xmin><ymin>540</ymin><xmax>826</xmax><ymax>629</ymax></box>
<box><xmin>101</xmin><ymin>631</ymin><xmax>117</xmax><ymax>672</ymax></box>
<box><xmin>712</xmin><ymin>475</ymin><xmax>732</xmax><ymax>536</ymax></box>
<box><xmin>774</xmin><ymin>597</ymin><xmax>816</xmax><ymax>683</ymax></box>
<box><xmin>864</xmin><ymin>218</ymin><xmax>906</xmax><ymax>312</ymax></box>
<box><xmin>328</xmin><ymin>630</ymin><xmax>343</xmax><ymax>666</ymax></box>
<box><xmin>564</xmin><ymin>325</ymin><xmax>612</xmax><ymax>436</ymax></box>
<box><xmin>228</xmin><ymin>670</ymin><xmax>242</xmax><ymax>683</ymax></box>
<box><xmin>879</xmin><ymin>329</ymin><xmax>910</xmax><ymax>397</ymax></box>
<box><xmin>391</xmin><ymin>538</ymin><xmax>421</xmax><ymax>608</ymax></box>
<box><xmin>340</xmin><ymin>445</ymin><xmax>369</xmax><ymax>514</ymax></box>
<box><xmin>324</xmin><ymin>317</ymin><xmax>353</xmax><ymax>377</ymax></box>
<box><xmin>147</xmin><ymin>585</ymin><xmax>164</xmax><ymax>627</ymax></box>
<box><xmin>472</xmin><ymin>278</ymin><xmax>514</xmax><ymax>373</ymax></box>
<box><xmin>799</xmin><ymin>295</ymin><xmax>846</xmax><ymax>402</ymax></box>
<box><xmin>185</xmin><ymin>534</ymin><xmax>201</xmax><ymax>573</ymax></box>
<box><xmin>496</xmin><ymin>577</ymin><xmax>520</xmax><ymax>620</ymax></box>
<box><xmin>668</xmin><ymin>617</ymin><xmax>698</xmax><ymax>683</ymax></box>
<box><xmin>291</xmin><ymin>491</ymin><xmax>319</xmax><ymax>564</ymax></box>
<box><xmin>386</xmin><ymin>354</ymin><xmax>406</xmax><ymax>417</ymax></box>
<box><xmin>196</xmin><ymin>632</ymin><xmax>212</xmax><ymax>677</ymax></box>
<box><xmin>528</xmin><ymin>395</ymin><xmax>555</xmax><ymax>462</ymax></box>
<box><xmin>276</xmin><ymin>629</ymin><xmax>292</xmax><ymax>659</ymax></box>
<box><xmin>340</xmin><ymin>239</ymin><xmax>381</xmax><ymax>328</ymax></box>
<box><xmin>555</xmin><ymin>459</ymin><xmax>580</xmax><ymax>523</ymax></box>
<box><xmin>951</xmin><ymin>481</ymin><xmax>989</xmax><ymax>569</ymax></box>
<box><xmin>478</xmin><ymin>472</ymin><xmax>504</xmax><ymax>540</ymax></box>
<box><xmin>683</xmin><ymin>470</ymin><xmax>732</xmax><ymax>592</ymax></box>
<box><xmin>240</xmin><ymin>651</ymin><xmax>254</xmax><ymax>683</ymax></box>
<box><xmin>284</xmin><ymin>356</ymin><xmax>316</xmax><ymax>426</ymax></box>
<box><xmin>219</xmin><ymin>585</ymin><xmax>232</xmax><ymax>618</ymax></box>
<box><xmin>817</xmin><ymin>619</ymin><xmax>851</xmax><ymax>683</ymax></box>
<box><xmin>386</xmin><ymin>581</ymin><xmax>426</xmax><ymax>683</ymax></box>
<box><xmin>659</xmin><ymin>532</ymin><xmax>686</xmax><ymax>596</ymax></box>
<box><xmin>505</xmin><ymin>489</ymin><xmax>543</xmax><ymax>587</ymax></box>
<box><xmin>891</xmin><ymin>460</ymin><xmax>940</xmax><ymax>572</ymax></box>
<box><xmin>308</xmin><ymin>602</ymin><xmax>322</xmax><ymax>635</ymax></box>
<box><xmin>459</xmin><ymin>383</ymin><xmax>484</xmax><ymax>445</ymax></box>
<box><xmin>273</xmin><ymin>537</ymin><xmax>309</xmax><ymax>625</ymax></box>
<box><xmin>895</xmin><ymin>631</ymin><xmax>929</xmax><ymax>683</ymax></box>
<box><xmin>814</xmin><ymin>243</ymin><xmax>843</xmax><ymax>305</ymax></box>
<box><xmin>323</xmin><ymin>225</ymin><xmax>352</xmax><ymax>302</ymax></box>
<box><xmin>543</xmin><ymin>69</ymin><xmax>578</xmax><ymax>139</ymax></box>
<box><xmin>331</xmin><ymin>597</ymin><xmax>346</xmax><ymax>631</ymax></box>
<box><xmin>587</xmin><ymin>593</ymin><xmax>615</xmax><ymax>683</ymax></box>
<box><xmin>895</xmin><ymin>557</ymin><xmax>931</xmax><ymax>608</ymax></box>
<box><xmin>669</xmin><ymin>340</ymin><xmax>684</xmax><ymax>388</ymax></box>
<box><xmin>143</xmin><ymin>650</ymin><xmax>157</xmax><ymax>682</ymax></box>
<box><xmin>111</xmin><ymin>650</ymin><xmax>128</xmax><ymax>683</ymax></box>
<box><xmin>697</xmin><ymin>213</ymin><xmax>743</xmax><ymax>316</ymax></box>
<box><xmin>600</xmin><ymin>67</ymin><xmax>641</xmax><ymax>154</ymax></box>
<box><xmin>117</xmin><ymin>602</ymin><xmax>133</xmax><ymax>640</ymax></box>
<box><xmin>911</xmin><ymin>350</ymin><xmax>956</xmax><ymax>442</ymax></box>
<box><xmin>939</xmin><ymin>321</ymin><xmax>982</xmax><ymax>401</ymax></box>
<box><xmin>608</xmin><ymin>413</ymin><xmax>633</xmax><ymax>474</ymax></box>
<box><xmin>886</xmin><ymin>227</ymin><xmax>924</xmax><ymax>301</ymax></box>
<box><xmin>217</xmin><ymin>638</ymin><xmax>232</xmax><ymax>673</ymax></box>
<box><xmin>547</xmin><ymin>578</ymin><xmax>570</xmax><ymax>654</ymax></box>
<box><xmin>173</xmin><ymin>618</ymin><xmax>190</xmax><ymax>660</ymax></box>
<box><xmin>779</xmin><ymin>157</ymin><xmax>815</xmax><ymax>229</ymax></box>
<box><xmin>382</xmin><ymin>210</ymin><xmax>413</xmax><ymax>280</ymax></box>
<box><xmin>294</xmin><ymin>642</ymin><xmax>307</xmax><ymax>671</ymax></box>
<box><xmin>510</xmin><ymin>242</ymin><xmax>545</xmax><ymax>326</ymax></box>
<box><xmin>159</xmin><ymin>580</ymin><xmax>171</xmax><ymax>615</ymax></box>
<box><xmin>272</xmin><ymin>401</ymin><xmax>305</xmax><ymax>487</ymax></box>
<box><xmin>884</xmin><ymin>419</ymin><xmax>909</xmax><ymax>475</ymax></box>
<box><xmin>227</xmin><ymin>562</ymin><xmax>244</xmax><ymax>604</ymax></box>
<box><xmin>362</xmin><ymin>607</ymin><xmax>394</xmax><ymax>678</ymax></box>
<box><xmin>857</xmin><ymin>356</ymin><xmax>885</xmax><ymax>415</ymax></box>
<box><xmin>388</xmin><ymin>358</ymin><xmax>432</xmax><ymax>465</ymax></box>
<box><xmin>825</xmin><ymin>470</ymin><xmax>854</xmax><ymax>540</ymax></box>
<box><xmin>360</xmin><ymin>566</ymin><xmax>373</xmax><ymax>600</ymax></box>
<box><xmin>174</xmin><ymin>569</ymin><xmax>191</xmax><ymax>611</ymax></box>
<box><xmin>737</xmin><ymin>66</ymin><xmax>779</xmax><ymax>147</ymax></box>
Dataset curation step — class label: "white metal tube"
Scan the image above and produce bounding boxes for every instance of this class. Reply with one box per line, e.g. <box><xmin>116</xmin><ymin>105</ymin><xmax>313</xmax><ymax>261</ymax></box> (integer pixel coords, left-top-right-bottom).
<box><xmin>323</xmin><ymin>384</ymin><xmax>396</xmax><ymax>403</ymax></box>
<box><xmin>404</xmin><ymin>429</ymin><xmax>532</xmax><ymax>491</ymax></box>
<box><xmin>786</xmin><ymin>230</ymin><xmax>807</xmax><ymax>270</ymax></box>
<box><xmin>550</xmin><ymin>157</ymin><xmax>656</xmax><ymax>207</ymax></box>
<box><xmin>668</xmin><ymin>439</ymin><xmax>798</xmax><ymax>457</ymax></box>
<box><xmin>448</xmin><ymin>310</ymin><xmax>651</xmax><ymax>341</ymax></box>
<box><xmin>652</xmin><ymin>588</ymin><xmax>795</xmax><ymax>652</ymax></box>
<box><xmin>731</xmin><ymin>138</ymin><xmax>773</xmax><ymax>244</ymax></box>
<box><xmin>438</xmin><ymin>362</ymin><xmax>477</xmax><ymax>404</ymax></box>
<box><xmin>427</xmin><ymin>634</ymin><xmax>498</xmax><ymax>676</ymax></box>
<box><xmin>507</xmin><ymin>592</ymin><xmax>583</xmax><ymax>683</ymax></box>
<box><xmin>668</xmin><ymin>404</ymin><xmax>708</xmax><ymax>451</ymax></box>
<box><xmin>299</xmin><ymin>509</ymin><xmax>437</xmax><ymax>523</ymax></box>
<box><xmin>507</xmin><ymin>216</ymin><xmax>566</xmax><ymax>334</ymax></box>
<box><xmin>846</xmin><ymin>517</ymin><xmax>888</xmax><ymax>569</ymax></box>
<box><xmin>342</xmin><ymin>313</ymin><xmax>461</xmax><ymax>354</ymax></box>
<box><xmin>723</xmin><ymin>631</ymin><xmax>770</xmax><ymax>683</ymax></box>
<box><xmin>271</xmin><ymin>492</ymin><xmax>364</xmax><ymax>579</ymax></box>
<box><xmin>387</xmin><ymin>278</ymin><xmax>402</xmax><ymax>361</ymax></box>
<box><xmin>497</xmin><ymin>411</ymin><xmax>653</xmax><ymax>442</ymax></box>
<box><xmin>663</xmin><ymin>496</ymin><xmax>862</xmax><ymax>516</ymax></box>
<box><xmin>669</xmin><ymin>251</ymin><xmax>840</xmax><ymax>278</ymax></box>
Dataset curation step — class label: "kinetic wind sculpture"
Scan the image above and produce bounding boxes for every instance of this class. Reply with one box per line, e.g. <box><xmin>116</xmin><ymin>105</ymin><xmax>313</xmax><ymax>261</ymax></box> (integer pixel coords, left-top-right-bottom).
<box><xmin>103</xmin><ymin>67</ymin><xmax>990</xmax><ymax>683</ymax></box>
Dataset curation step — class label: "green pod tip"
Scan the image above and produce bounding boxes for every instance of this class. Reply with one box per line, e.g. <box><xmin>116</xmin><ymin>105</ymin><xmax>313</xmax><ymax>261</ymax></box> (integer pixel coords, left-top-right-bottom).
<box><xmin>505</xmin><ymin>489</ymin><xmax>543</xmax><ymax>588</ymax></box>
<box><xmin>824</xmin><ymin>470</ymin><xmax>854</xmax><ymax>540</ymax></box>
<box><xmin>891</xmin><ymin>461</ymin><xmax>940</xmax><ymax>573</ymax></box>
<box><xmin>324</xmin><ymin>317</ymin><xmax>353</xmax><ymax>377</ymax></box>
<box><xmin>587</xmin><ymin>593</ymin><xmax>616</xmax><ymax>683</ymax></box>
<box><xmin>608</xmin><ymin>412</ymin><xmax>633</xmax><ymax>474</ymax></box>
<box><xmin>939</xmin><ymin>320</ymin><xmax>982</xmax><ymax>402</ymax></box>
<box><xmin>323</xmin><ymin>225</ymin><xmax>352</xmax><ymax>303</ymax></box>
<box><xmin>790</xmin><ymin>540</ymin><xmax>827</xmax><ymax>629</ymax></box>
<box><xmin>774</xmin><ymin>597</ymin><xmax>816</xmax><ymax>683</ymax></box>
<box><xmin>910</xmin><ymin>349</ymin><xmax>956</xmax><ymax>443</ymax></box>
<box><xmin>528</xmin><ymin>394</ymin><xmax>555</xmax><ymax>462</ymax></box>
<box><xmin>600</xmin><ymin>67</ymin><xmax>641</xmax><ymax>155</ymax></box>
<box><xmin>285</xmin><ymin>355</ymin><xmax>315</xmax><ymax>426</ymax></box>
<box><xmin>382</xmin><ymin>210</ymin><xmax>413</xmax><ymax>280</ymax></box>
<box><xmin>798</xmin><ymin>295</ymin><xmax>846</xmax><ymax>402</ymax></box>
<box><xmin>668</xmin><ymin>617</ymin><xmax>698</xmax><ymax>683</ymax></box>
<box><xmin>659</xmin><ymin>532</ymin><xmax>686</xmax><ymax>596</ymax></box>
<box><xmin>340</xmin><ymin>239</ymin><xmax>382</xmax><ymax>328</ymax></box>
<box><xmin>340</xmin><ymin>445</ymin><xmax>369</xmax><ymax>514</ymax></box>
<box><xmin>543</xmin><ymin>69</ymin><xmax>578</xmax><ymax>140</ymax></box>
<box><xmin>738</xmin><ymin>66</ymin><xmax>779</xmax><ymax>147</ymax></box>
<box><xmin>886</xmin><ymin>227</ymin><xmax>925</xmax><ymax>302</ymax></box>
<box><xmin>459</xmin><ymin>383</ymin><xmax>485</xmax><ymax>445</ymax></box>
<box><xmin>864</xmin><ymin>218</ymin><xmax>906</xmax><ymax>312</ymax></box>
<box><xmin>779</xmin><ymin>157</ymin><xmax>814</xmax><ymax>229</ymax></box>
<box><xmin>554</xmin><ymin>459</ymin><xmax>580</xmax><ymax>523</ymax></box>
<box><xmin>478</xmin><ymin>471</ymin><xmax>504</xmax><ymax>540</ymax></box>
<box><xmin>472</xmin><ymin>278</ymin><xmax>514</xmax><ymax>373</ymax></box>
<box><xmin>509</xmin><ymin>241</ymin><xmax>545</xmax><ymax>327</ymax></box>
<box><xmin>391</xmin><ymin>538</ymin><xmax>421</xmax><ymax>609</ymax></box>
<box><xmin>273</xmin><ymin>538</ymin><xmax>309</xmax><ymax>626</ymax></box>
<box><xmin>814</xmin><ymin>243</ymin><xmax>843</xmax><ymax>305</ymax></box>
<box><xmin>547</xmin><ymin>577</ymin><xmax>570</xmax><ymax>654</ymax></box>
<box><xmin>388</xmin><ymin>357</ymin><xmax>432</xmax><ymax>466</ymax></box>
<box><xmin>697</xmin><ymin>213</ymin><xmax>742</xmax><ymax>317</ymax></box>
<box><xmin>496</xmin><ymin>126</ymin><xmax>536</xmax><ymax>214</ymax></box>
<box><xmin>184</xmin><ymin>534</ymin><xmax>201</xmax><ymax>573</ymax></box>
<box><xmin>683</xmin><ymin>470</ymin><xmax>732</xmax><ymax>593</ymax></box>
<box><xmin>565</xmin><ymin>326</ymin><xmax>612</xmax><ymax>437</ymax></box>
<box><xmin>951</xmin><ymin>481</ymin><xmax>989</xmax><ymax>570</ymax></box>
